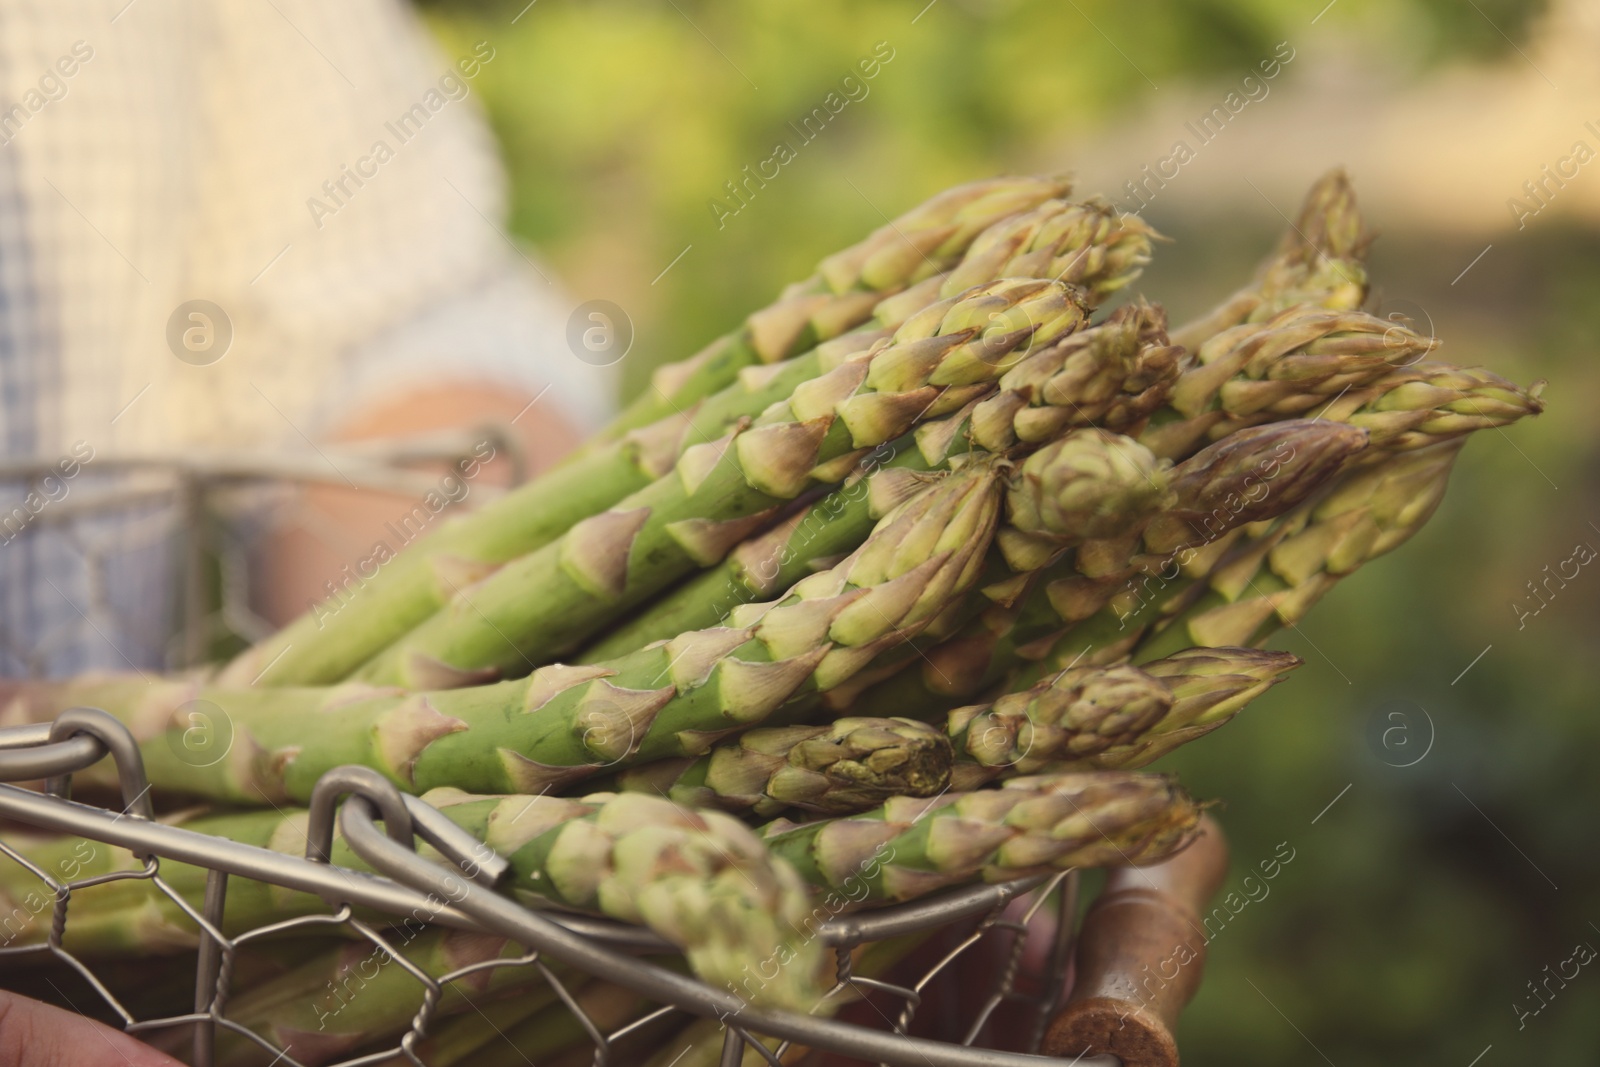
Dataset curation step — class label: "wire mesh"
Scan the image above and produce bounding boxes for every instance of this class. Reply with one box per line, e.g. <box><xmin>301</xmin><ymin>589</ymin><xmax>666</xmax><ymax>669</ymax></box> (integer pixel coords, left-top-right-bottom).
<box><xmin>0</xmin><ymin>426</ymin><xmax>523</xmax><ymax>677</ymax></box>
<box><xmin>0</xmin><ymin>714</ymin><xmax>1103</xmax><ymax>1067</ymax></box>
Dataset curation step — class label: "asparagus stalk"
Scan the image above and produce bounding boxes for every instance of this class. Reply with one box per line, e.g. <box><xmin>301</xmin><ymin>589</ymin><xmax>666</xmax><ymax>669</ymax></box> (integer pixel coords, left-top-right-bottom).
<box><xmin>462</xmin><ymin>979</ymin><xmax>656</xmax><ymax>1067</ymax></box>
<box><xmin>216</xmin><ymin>927</ymin><xmax>559</xmax><ymax>1067</ymax></box>
<box><xmin>391</xmin><ymin>990</ymin><xmax>576</xmax><ymax>1067</ymax></box>
<box><xmin>946</xmin><ymin>646</ymin><xmax>1300</xmax><ymax>789</ymax></box>
<box><xmin>799</xmin><ymin>423</ymin><xmax>1177</xmax><ymax>716</ymax></box>
<box><xmin>651</xmin><ymin>195</ymin><xmax>1161</xmax><ymax>475</ymax></box>
<box><xmin>376</xmin><ymin>991</ymin><xmax>562</xmax><ymax>1067</ymax></box>
<box><xmin>841</xmin><ymin>420</ymin><xmax>1368</xmax><ymax>714</ymax></box>
<box><xmin>579</xmin><ymin>302</ymin><xmax>1183</xmax><ymax>661</ymax></box>
<box><xmin>21</xmin><ymin>458</ymin><xmax>1002</xmax><ymax>802</ymax></box>
<box><xmin>967</xmin><ymin>308</ymin><xmax>1436</xmax><ymax>624</ymax></box>
<box><xmin>610</xmin><ymin>716</ymin><xmax>953</xmax><ymax>817</ymax></box>
<box><xmin>996</xmin><ymin>426</ymin><xmax>1176</xmax><ymax>570</ymax></box>
<box><xmin>1141</xmin><ymin>306</ymin><xmax>1438</xmax><ymax>460</ymax></box>
<box><xmin>1133</xmin><ymin>440</ymin><xmax>1466</xmax><ymax>660</ymax></box>
<box><xmin>1307</xmin><ymin>361</ymin><xmax>1547</xmax><ymax>450</ymax></box>
<box><xmin>965</xmin><ymin>298</ymin><xmax>1183</xmax><ymax>453</ymax></box>
<box><xmin>1169</xmin><ymin>168</ymin><xmax>1371</xmax><ymax>352</ymax></box>
<box><xmin>235</xmin><ymin>194</ymin><xmax>1155</xmax><ymax>689</ymax></box>
<box><xmin>763</xmin><ymin>772</ymin><xmax>1201</xmax><ymax>904</ymax></box>
<box><xmin>226</xmin><ymin>179</ymin><xmax>1156</xmax><ymax>689</ymax></box>
<box><xmin>857</xmin><ymin>337</ymin><xmax>1545</xmax><ymax>706</ymax></box>
<box><xmin>610</xmin><ymin>644</ymin><xmax>1293</xmax><ymax>817</ymax></box>
<box><xmin>1035</xmin><ymin>358</ymin><xmax>1542</xmax><ymax>670</ymax></box>
<box><xmin>429</xmin><ymin>790</ymin><xmax>826</xmax><ymax>1010</ymax></box>
<box><xmin>643</xmin><ymin>934</ymin><xmax>927</xmax><ymax>1067</ymax></box>
<box><xmin>352</xmin><ymin>279</ymin><xmax>1081</xmax><ymax>688</ymax></box>
<box><xmin>1</xmin><ymin>791</ymin><xmax>824</xmax><ymax>1010</ymax></box>
<box><xmin>601</xmin><ymin>176</ymin><xmax>1073</xmax><ymax>444</ymax></box>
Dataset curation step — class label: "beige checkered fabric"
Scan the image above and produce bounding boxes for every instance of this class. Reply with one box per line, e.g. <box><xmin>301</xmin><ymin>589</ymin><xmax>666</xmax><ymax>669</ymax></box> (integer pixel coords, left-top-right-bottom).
<box><xmin>0</xmin><ymin>0</ymin><xmax>614</xmax><ymax>674</ymax></box>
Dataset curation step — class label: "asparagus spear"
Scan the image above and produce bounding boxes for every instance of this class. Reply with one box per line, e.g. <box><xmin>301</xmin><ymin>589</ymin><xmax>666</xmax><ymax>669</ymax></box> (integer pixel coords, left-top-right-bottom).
<box><xmin>643</xmin><ymin>934</ymin><xmax>927</xmax><ymax>1067</ymax></box>
<box><xmin>1141</xmin><ymin>306</ymin><xmax>1438</xmax><ymax>460</ymax></box>
<box><xmin>216</xmin><ymin>927</ymin><xmax>559</xmax><ymax>1067</ymax></box>
<box><xmin>430</xmin><ymin>790</ymin><xmax>826</xmax><ymax>1010</ymax></box>
<box><xmin>220</xmin><ymin>179</ymin><xmax>1051</xmax><ymax>689</ymax></box>
<box><xmin>781</xmin><ymin>424</ymin><xmax>1176</xmax><ymax>717</ymax></box>
<box><xmin>24</xmin><ymin>457</ymin><xmax>1001</xmax><ymax>802</ymax></box>
<box><xmin>1169</xmin><ymin>167</ymin><xmax>1371</xmax><ymax>353</ymax></box>
<box><xmin>610</xmin><ymin>644</ymin><xmax>1291</xmax><ymax>817</ymax></box>
<box><xmin>353</xmin><ymin>279</ymin><xmax>1081</xmax><ymax>688</ymax></box>
<box><xmin>1306</xmin><ymin>361</ymin><xmax>1547</xmax><ymax>450</ymax></box>
<box><xmin>852</xmin><ymin>337</ymin><xmax>1546</xmax><ymax>708</ymax></box>
<box><xmin>1</xmin><ymin>791</ymin><xmax>824</xmax><ymax>1010</ymax></box>
<box><xmin>602</xmin><ymin>176</ymin><xmax>1073</xmax><ymax>444</ymax></box>
<box><xmin>763</xmin><ymin>772</ymin><xmax>1201</xmax><ymax>903</ymax></box>
<box><xmin>946</xmin><ymin>646</ymin><xmax>1300</xmax><ymax>789</ymax></box>
<box><xmin>610</xmin><ymin>716</ymin><xmax>953</xmax><ymax>817</ymax></box>
<box><xmin>579</xmin><ymin>301</ymin><xmax>1182</xmax><ymax>661</ymax></box>
<box><xmin>966</xmin><ymin>298</ymin><xmax>1183</xmax><ymax>453</ymax></box>
<box><xmin>650</xmin><ymin>196</ymin><xmax>1161</xmax><ymax>473</ymax></box>
<box><xmin>841</xmin><ymin>420</ymin><xmax>1368</xmax><ymax>714</ymax></box>
<box><xmin>228</xmin><ymin>192</ymin><xmax>1153</xmax><ymax>688</ymax></box>
<box><xmin>1133</xmin><ymin>440</ymin><xmax>1466</xmax><ymax>660</ymax></box>
<box><xmin>996</xmin><ymin>426</ymin><xmax>1176</xmax><ymax>571</ymax></box>
<box><xmin>461</xmin><ymin>978</ymin><xmax>656</xmax><ymax>1067</ymax></box>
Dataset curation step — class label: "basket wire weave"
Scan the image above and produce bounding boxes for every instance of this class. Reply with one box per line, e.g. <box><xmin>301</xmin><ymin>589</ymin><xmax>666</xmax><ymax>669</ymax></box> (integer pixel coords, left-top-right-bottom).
<box><xmin>0</xmin><ymin>712</ymin><xmax>1109</xmax><ymax>1067</ymax></box>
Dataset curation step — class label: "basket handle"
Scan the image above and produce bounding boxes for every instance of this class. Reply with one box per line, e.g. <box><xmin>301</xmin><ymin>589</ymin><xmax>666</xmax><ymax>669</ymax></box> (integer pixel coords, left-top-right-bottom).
<box><xmin>1043</xmin><ymin>814</ymin><xmax>1229</xmax><ymax>1067</ymax></box>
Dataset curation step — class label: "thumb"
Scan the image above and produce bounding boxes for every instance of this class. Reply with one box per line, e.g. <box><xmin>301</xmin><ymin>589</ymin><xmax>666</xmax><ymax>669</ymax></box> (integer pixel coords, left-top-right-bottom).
<box><xmin>0</xmin><ymin>990</ymin><xmax>182</xmax><ymax>1067</ymax></box>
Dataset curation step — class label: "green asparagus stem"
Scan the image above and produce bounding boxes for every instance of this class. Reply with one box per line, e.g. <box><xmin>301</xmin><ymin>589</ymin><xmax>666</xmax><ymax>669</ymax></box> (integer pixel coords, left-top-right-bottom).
<box><xmin>1</xmin><ymin>791</ymin><xmax>823</xmax><ymax>1010</ymax></box>
<box><xmin>216</xmin><ymin>928</ymin><xmax>558</xmax><ymax>1067</ymax></box>
<box><xmin>17</xmin><ymin>458</ymin><xmax>1002</xmax><ymax>802</ymax></box>
<box><xmin>461</xmin><ymin>978</ymin><xmax>656</xmax><ymax>1067</ymax></box>
<box><xmin>642</xmin><ymin>934</ymin><xmax>927</xmax><ymax>1067</ymax></box>
<box><xmin>791</xmin><ymin>423</ymin><xmax>1176</xmax><ymax>717</ymax></box>
<box><xmin>1306</xmin><ymin>361</ymin><xmax>1547</xmax><ymax>450</ymax></box>
<box><xmin>648</xmin><ymin>194</ymin><xmax>1161</xmax><ymax>479</ymax></box>
<box><xmin>1141</xmin><ymin>306</ymin><xmax>1438</xmax><ymax>461</ymax></box>
<box><xmin>763</xmin><ymin>772</ymin><xmax>1201</xmax><ymax>903</ymax></box>
<box><xmin>966</xmin><ymin>298</ymin><xmax>1183</xmax><ymax>454</ymax></box>
<box><xmin>353</xmin><ymin>279</ymin><xmax>1081</xmax><ymax>688</ymax></box>
<box><xmin>945</xmin><ymin>646</ymin><xmax>1300</xmax><ymax>789</ymax></box>
<box><xmin>226</xmin><ymin>178</ymin><xmax>1144</xmax><ymax>689</ymax></box>
<box><xmin>940</xmin><ymin>307</ymin><xmax>1448</xmax><ymax>676</ymax></box>
<box><xmin>601</xmin><ymin>176</ymin><xmax>1073</xmax><ymax>444</ymax></box>
<box><xmin>579</xmin><ymin>302</ymin><xmax>1182</xmax><ymax>662</ymax></box>
<box><xmin>230</xmin><ymin>193</ymin><xmax>1156</xmax><ymax>689</ymax></box>
<box><xmin>610</xmin><ymin>716</ymin><xmax>953</xmax><ymax>817</ymax></box>
<box><xmin>1168</xmin><ymin>168</ymin><xmax>1371</xmax><ymax>353</ymax></box>
<box><xmin>1133</xmin><ymin>440</ymin><xmax>1466</xmax><ymax>660</ymax></box>
<box><xmin>996</xmin><ymin>426</ymin><xmax>1176</xmax><ymax>572</ymax></box>
<box><xmin>390</xmin><ymin>992</ymin><xmax>564</xmax><ymax>1067</ymax></box>
<box><xmin>429</xmin><ymin>790</ymin><xmax>826</xmax><ymax>1010</ymax></box>
<box><xmin>841</xmin><ymin>420</ymin><xmax>1368</xmax><ymax>714</ymax></box>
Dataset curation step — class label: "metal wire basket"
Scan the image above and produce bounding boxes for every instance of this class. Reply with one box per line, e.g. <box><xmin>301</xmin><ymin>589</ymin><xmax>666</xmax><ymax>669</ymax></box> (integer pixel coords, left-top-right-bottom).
<box><xmin>0</xmin><ymin>708</ymin><xmax>1113</xmax><ymax>1067</ymax></box>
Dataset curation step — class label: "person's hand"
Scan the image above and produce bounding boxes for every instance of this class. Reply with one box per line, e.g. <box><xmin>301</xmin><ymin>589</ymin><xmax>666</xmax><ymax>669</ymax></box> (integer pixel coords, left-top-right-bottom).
<box><xmin>260</xmin><ymin>382</ymin><xmax>583</xmax><ymax>627</ymax></box>
<box><xmin>0</xmin><ymin>990</ymin><xmax>181</xmax><ymax>1066</ymax></box>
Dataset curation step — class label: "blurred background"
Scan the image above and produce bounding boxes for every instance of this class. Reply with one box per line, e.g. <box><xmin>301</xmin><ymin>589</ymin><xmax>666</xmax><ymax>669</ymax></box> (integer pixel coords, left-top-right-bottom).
<box><xmin>410</xmin><ymin>0</ymin><xmax>1597</xmax><ymax>1061</ymax></box>
<box><xmin>0</xmin><ymin>0</ymin><xmax>1592</xmax><ymax>1062</ymax></box>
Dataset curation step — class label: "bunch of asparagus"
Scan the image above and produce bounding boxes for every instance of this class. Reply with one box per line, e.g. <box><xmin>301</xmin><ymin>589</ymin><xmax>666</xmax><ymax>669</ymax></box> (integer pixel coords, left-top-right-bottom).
<box><xmin>0</xmin><ymin>170</ymin><xmax>1544</xmax><ymax>1064</ymax></box>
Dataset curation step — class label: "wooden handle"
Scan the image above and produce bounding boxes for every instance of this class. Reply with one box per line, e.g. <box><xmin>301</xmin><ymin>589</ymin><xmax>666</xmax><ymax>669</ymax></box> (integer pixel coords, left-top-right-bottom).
<box><xmin>1043</xmin><ymin>814</ymin><xmax>1229</xmax><ymax>1067</ymax></box>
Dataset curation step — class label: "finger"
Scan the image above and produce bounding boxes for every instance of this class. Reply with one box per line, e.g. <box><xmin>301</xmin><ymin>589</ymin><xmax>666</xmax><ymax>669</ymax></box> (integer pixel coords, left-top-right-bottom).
<box><xmin>0</xmin><ymin>990</ymin><xmax>182</xmax><ymax>1067</ymax></box>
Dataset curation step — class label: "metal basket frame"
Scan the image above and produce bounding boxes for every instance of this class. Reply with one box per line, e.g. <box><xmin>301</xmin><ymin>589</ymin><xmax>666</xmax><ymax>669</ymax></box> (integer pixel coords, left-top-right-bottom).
<box><xmin>0</xmin><ymin>708</ymin><xmax>1114</xmax><ymax>1067</ymax></box>
<box><xmin>0</xmin><ymin>427</ymin><xmax>525</xmax><ymax>674</ymax></box>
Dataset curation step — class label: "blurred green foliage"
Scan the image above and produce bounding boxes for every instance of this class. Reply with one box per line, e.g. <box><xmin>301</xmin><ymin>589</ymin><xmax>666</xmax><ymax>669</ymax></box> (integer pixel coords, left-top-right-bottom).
<box><xmin>420</xmin><ymin>2</ymin><xmax>1591</xmax><ymax>1063</ymax></box>
<box><xmin>424</xmin><ymin>0</ymin><xmax>1541</xmax><ymax>401</ymax></box>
